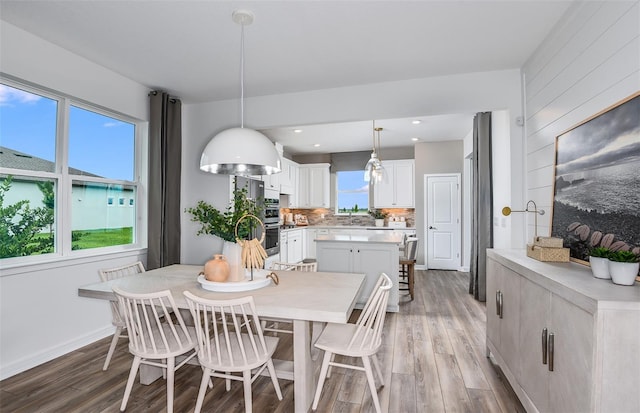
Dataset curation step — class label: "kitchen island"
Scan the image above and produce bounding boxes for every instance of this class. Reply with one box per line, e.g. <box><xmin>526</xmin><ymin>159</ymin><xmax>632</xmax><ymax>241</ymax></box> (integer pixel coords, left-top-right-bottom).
<box><xmin>316</xmin><ymin>230</ymin><xmax>402</xmax><ymax>311</ymax></box>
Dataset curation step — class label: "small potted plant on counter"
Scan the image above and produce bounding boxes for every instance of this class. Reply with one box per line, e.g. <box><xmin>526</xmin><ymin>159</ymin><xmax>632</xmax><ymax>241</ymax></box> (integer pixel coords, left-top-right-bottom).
<box><xmin>369</xmin><ymin>209</ymin><xmax>387</xmax><ymax>227</ymax></box>
<box><xmin>588</xmin><ymin>246</ymin><xmax>611</xmax><ymax>279</ymax></box>
<box><xmin>608</xmin><ymin>250</ymin><xmax>640</xmax><ymax>286</ymax></box>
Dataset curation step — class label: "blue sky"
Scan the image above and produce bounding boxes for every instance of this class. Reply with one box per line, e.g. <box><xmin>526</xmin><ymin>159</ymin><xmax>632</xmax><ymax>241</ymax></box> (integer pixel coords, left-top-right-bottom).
<box><xmin>337</xmin><ymin>170</ymin><xmax>369</xmax><ymax>211</ymax></box>
<box><xmin>0</xmin><ymin>84</ymin><xmax>135</xmax><ymax>181</ymax></box>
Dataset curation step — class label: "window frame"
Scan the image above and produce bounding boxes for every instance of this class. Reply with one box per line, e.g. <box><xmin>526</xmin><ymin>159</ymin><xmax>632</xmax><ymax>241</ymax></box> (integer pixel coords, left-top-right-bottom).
<box><xmin>0</xmin><ymin>77</ymin><xmax>146</xmax><ymax>266</ymax></box>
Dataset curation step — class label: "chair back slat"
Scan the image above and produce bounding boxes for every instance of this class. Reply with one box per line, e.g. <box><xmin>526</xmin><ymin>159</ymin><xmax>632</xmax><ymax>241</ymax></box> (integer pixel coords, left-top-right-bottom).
<box><xmin>184</xmin><ymin>292</ymin><xmax>271</xmax><ymax>370</ymax></box>
<box><xmin>99</xmin><ymin>262</ymin><xmax>145</xmax><ymax>326</ymax></box>
<box><xmin>348</xmin><ymin>273</ymin><xmax>392</xmax><ymax>352</ymax></box>
<box><xmin>270</xmin><ymin>261</ymin><xmax>317</xmax><ymax>272</ymax></box>
<box><xmin>113</xmin><ymin>287</ymin><xmax>193</xmax><ymax>357</ymax></box>
<box><xmin>404</xmin><ymin>238</ymin><xmax>418</xmax><ymax>261</ymax></box>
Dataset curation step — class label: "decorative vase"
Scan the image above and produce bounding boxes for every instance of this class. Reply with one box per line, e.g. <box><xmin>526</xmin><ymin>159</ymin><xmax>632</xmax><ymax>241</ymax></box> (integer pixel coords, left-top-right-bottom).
<box><xmin>203</xmin><ymin>254</ymin><xmax>230</xmax><ymax>282</ymax></box>
<box><xmin>222</xmin><ymin>241</ymin><xmax>245</xmax><ymax>282</ymax></box>
<box><xmin>589</xmin><ymin>256</ymin><xmax>611</xmax><ymax>279</ymax></box>
<box><xmin>609</xmin><ymin>261</ymin><xmax>639</xmax><ymax>286</ymax></box>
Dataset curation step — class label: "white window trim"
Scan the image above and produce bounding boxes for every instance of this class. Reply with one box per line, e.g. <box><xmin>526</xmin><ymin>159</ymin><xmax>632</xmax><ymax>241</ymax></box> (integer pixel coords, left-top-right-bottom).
<box><xmin>0</xmin><ymin>77</ymin><xmax>148</xmax><ymax>267</ymax></box>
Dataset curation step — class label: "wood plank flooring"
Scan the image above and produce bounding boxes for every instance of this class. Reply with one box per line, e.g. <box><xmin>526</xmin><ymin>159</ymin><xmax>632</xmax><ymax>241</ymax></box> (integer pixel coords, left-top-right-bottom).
<box><xmin>0</xmin><ymin>270</ymin><xmax>524</xmax><ymax>412</ymax></box>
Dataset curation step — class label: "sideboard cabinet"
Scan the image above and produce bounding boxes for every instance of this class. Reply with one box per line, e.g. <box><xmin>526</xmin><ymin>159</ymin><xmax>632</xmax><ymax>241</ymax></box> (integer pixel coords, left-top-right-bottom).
<box><xmin>486</xmin><ymin>249</ymin><xmax>640</xmax><ymax>413</ymax></box>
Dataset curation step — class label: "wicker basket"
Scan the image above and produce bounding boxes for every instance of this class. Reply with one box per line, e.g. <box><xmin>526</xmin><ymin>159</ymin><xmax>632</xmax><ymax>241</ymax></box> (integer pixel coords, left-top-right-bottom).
<box><xmin>527</xmin><ymin>244</ymin><xmax>570</xmax><ymax>262</ymax></box>
<box><xmin>533</xmin><ymin>236</ymin><xmax>564</xmax><ymax>248</ymax></box>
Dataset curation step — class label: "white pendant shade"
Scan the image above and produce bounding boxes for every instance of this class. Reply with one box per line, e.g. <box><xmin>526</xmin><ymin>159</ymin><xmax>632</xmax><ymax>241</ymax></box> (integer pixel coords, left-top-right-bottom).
<box><xmin>200</xmin><ymin>127</ymin><xmax>281</xmax><ymax>176</ymax></box>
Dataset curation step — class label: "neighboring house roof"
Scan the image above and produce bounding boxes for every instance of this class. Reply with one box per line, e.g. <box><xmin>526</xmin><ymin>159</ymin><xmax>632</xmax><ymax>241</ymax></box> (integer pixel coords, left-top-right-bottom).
<box><xmin>0</xmin><ymin>146</ymin><xmax>101</xmax><ymax>177</ymax></box>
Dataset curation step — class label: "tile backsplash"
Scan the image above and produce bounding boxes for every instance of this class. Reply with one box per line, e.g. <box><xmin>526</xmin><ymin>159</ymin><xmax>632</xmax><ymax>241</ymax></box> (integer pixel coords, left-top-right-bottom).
<box><xmin>280</xmin><ymin>208</ymin><xmax>415</xmax><ymax>227</ymax></box>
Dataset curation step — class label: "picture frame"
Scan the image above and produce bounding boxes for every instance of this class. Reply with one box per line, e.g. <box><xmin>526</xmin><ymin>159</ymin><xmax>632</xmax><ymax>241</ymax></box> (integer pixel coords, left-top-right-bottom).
<box><xmin>550</xmin><ymin>91</ymin><xmax>640</xmax><ymax>264</ymax></box>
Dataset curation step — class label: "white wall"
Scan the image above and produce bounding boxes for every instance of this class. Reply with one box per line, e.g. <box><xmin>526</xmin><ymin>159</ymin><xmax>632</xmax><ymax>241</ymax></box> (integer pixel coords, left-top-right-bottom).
<box><xmin>182</xmin><ymin>69</ymin><xmax>527</xmax><ymax>265</ymax></box>
<box><xmin>492</xmin><ymin>110</ymin><xmax>514</xmax><ymax>248</ymax></box>
<box><xmin>0</xmin><ymin>22</ymin><xmax>150</xmax><ymax>380</ymax></box>
<box><xmin>522</xmin><ymin>1</ymin><xmax>639</xmax><ymax>241</ymax></box>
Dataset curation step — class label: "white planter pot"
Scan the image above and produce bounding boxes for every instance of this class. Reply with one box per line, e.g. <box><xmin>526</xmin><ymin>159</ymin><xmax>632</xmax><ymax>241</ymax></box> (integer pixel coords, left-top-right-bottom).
<box><xmin>608</xmin><ymin>261</ymin><xmax>639</xmax><ymax>286</ymax></box>
<box><xmin>589</xmin><ymin>256</ymin><xmax>611</xmax><ymax>279</ymax></box>
<box><xmin>222</xmin><ymin>241</ymin><xmax>244</xmax><ymax>282</ymax></box>
<box><xmin>375</xmin><ymin>219</ymin><xmax>384</xmax><ymax>227</ymax></box>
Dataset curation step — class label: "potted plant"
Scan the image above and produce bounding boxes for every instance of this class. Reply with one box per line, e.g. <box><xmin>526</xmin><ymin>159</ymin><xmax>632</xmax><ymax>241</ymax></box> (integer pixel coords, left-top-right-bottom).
<box><xmin>589</xmin><ymin>246</ymin><xmax>611</xmax><ymax>279</ymax></box>
<box><xmin>608</xmin><ymin>250</ymin><xmax>640</xmax><ymax>286</ymax></box>
<box><xmin>369</xmin><ymin>209</ymin><xmax>387</xmax><ymax>227</ymax></box>
<box><xmin>186</xmin><ymin>182</ymin><xmax>263</xmax><ymax>281</ymax></box>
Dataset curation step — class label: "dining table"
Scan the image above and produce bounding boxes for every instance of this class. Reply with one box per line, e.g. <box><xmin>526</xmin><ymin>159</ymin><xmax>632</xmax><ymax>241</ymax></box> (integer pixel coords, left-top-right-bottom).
<box><xmin>78</xmin><ymin>264</ymin><xmax>365</xmax><ymax>413</ymax></box>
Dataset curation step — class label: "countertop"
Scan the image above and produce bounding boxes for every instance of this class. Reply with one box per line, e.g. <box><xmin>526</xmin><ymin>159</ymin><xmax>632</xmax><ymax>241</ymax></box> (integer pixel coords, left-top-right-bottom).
<box><xmin>315</xmin><ymin>229</ymin><xmax>404</xmax><ymax>244</ymax></box>
<box><xmin>281</xmin><ymin>225</ymin><xmax>416</xmax><ymax>233</ymax></box>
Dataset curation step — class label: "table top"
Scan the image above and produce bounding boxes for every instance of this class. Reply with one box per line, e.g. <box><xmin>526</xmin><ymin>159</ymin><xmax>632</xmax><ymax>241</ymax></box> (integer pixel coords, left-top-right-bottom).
<box><xmin>78</xmin><ymin>264</ymin><xmax>366</xmax><ymax>324</ymax></box>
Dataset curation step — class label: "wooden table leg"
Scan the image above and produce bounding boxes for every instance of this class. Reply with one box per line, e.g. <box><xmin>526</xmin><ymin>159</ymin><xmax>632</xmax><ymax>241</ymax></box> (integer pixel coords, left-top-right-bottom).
<box><xmin>293</xmin><ymin>320</ymin><xmax>315</xmax><ymax>413</ymax></box>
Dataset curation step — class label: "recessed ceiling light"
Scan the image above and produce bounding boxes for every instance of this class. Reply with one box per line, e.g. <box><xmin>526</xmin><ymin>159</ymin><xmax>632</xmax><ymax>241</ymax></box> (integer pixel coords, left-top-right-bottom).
<box><xmin>411</xmin><ymin>120</ymin><xmax>421</xmax><ymax>125</ymax></box>
<box><xmin>293</xmin><ymin>129</ymin><xmax>303</xmax><ymax>133</ymax></box>
<box><xmin>411</xmin><ymin>138</ymin><xmax>420</xmax><ymax>141</ymax></box>
<box><xmin>313</xmin><ymin>143</ymin><xmax>321</xmax><ymax>147</ymax></box>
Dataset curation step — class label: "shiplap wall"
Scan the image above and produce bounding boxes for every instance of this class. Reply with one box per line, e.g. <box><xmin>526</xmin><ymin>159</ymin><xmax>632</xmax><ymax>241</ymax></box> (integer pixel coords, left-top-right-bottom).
<box><xmin>522</xmin><ymin>1</ymin><xmax>639</xmax><ymax>240</ymax></box>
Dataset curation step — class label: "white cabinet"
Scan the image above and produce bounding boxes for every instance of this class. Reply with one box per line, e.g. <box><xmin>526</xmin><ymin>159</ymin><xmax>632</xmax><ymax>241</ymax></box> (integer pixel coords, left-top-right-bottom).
<box><xmin>316</xmin><ymin>241</ymin><xmax>399</xmax><ymax>311</ymax></box>
<box><xmin>297</xmin><ymin>163</ymin><xmax>330</xmax><ymax>208</ymax></box>
<box><xmin>280</xmin><ymin>228</ymin><xmax>303</xmax><ymax>264</ymax></box>
<box><xmin>304</xmin><ymin>228</ymin><xmax>317</xmax><ymax>259</ymax></box>
<box><xmin>261</xmin><ymin>173</ymin><xmax>280</xmax><ymax>192</ymax></box>
<box><xmin>374</xmin><ymin>159</ymin><xmax>414</xmax><ymax>208</ymax></box>
<box><xmin>280</xmin><ymin>158</ymin><xmax>298</xmax><ymax>196</ymax></box>
<box><xmin>486</xmin><ymin>249</ymin><xmax>640</xmax><ymax>413</ymax></box>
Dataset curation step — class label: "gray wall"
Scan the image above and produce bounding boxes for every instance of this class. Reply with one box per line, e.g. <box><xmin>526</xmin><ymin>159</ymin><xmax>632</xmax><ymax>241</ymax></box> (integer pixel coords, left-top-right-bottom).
<box><xmin>414</xmin><ymin>140</ymin><xmax>464</xmax><ymax>265</ymax></box>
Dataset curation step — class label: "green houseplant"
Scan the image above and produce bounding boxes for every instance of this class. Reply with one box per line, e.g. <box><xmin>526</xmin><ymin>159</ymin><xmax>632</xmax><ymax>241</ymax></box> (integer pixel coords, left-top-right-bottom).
<box><xmin>589</xmin><ymin>246</ymin><xmax>611</xmax><ymax>279</ymax></box>
<box><xmin>608</xmin><ymin>250</ymin><xmax>640</xmax><ymax>286</ymax></box>
<box><xmin>186</xmin><ymin>181</ymin><xmax>263</xmax><ymax>281</ymax></box>
<box><xmin>369</xmin><ymin>209</ymin><xmax>387</xmax><ymax>227</ymax></box>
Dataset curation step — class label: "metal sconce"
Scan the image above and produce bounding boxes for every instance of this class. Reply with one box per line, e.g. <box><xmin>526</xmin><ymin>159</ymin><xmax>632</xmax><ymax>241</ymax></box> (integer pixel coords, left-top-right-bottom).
<box><xmin>502</xmin><ymin>200</ymin><xmax>546</xmax><ymax>239</ymax></box>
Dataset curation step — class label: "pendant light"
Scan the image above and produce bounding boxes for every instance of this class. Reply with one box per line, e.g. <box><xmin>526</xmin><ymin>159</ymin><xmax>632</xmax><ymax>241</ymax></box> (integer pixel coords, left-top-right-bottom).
<box><xmin>200</xmin><ymin>10</ymin><xmax>281</xmax><ymax>176</ymax></box>
<box><xmin>364</xmin><ymin>121</ymin><xmax>385</xmax><ymax>183</ymax></box>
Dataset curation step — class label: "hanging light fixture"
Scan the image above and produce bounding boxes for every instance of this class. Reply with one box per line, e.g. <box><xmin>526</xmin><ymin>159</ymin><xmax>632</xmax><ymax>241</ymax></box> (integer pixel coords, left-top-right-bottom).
<box><xmin>200</xmin><ymin>10</ymin><xmax>281</xmax><ymax>176</ymax></box>
<box><xmin>364</xmin><ymin>121</ymin><xmax>385</xmax><ymax>183</ymax></box>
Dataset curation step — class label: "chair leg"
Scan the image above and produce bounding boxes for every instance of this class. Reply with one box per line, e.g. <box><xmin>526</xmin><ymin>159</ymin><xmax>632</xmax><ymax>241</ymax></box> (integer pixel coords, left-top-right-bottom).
<box><xmin>326</xmin><ymin>353</ymin><xmax>336</xmax><ymax>378</ymax></box>
<box><xmin>194</xmin><ymin>368</ymin><xmax>211</xmax><ymax>413</ymax></box>
<box><xmin>242</xmin><ymin>370</ymin><xmax>252</xmax><ymax>413</ymax></box>
<box><xmin>266</xmin><ymin>359</ymin><xmax>283</xmax><ymax>400</ymax></box>
<box><xmin>409</xmin><ymin>263</ymin><xmax>415</xmax><ymax>300</ymax></box>
<box><xmin>166</xmin><ymin>357</ymin><xmax>175</xmax><ymax>413</ymax></box>
<box><xmin>362</xmin><ymin>356</ymin><xmax>382</xmax><ymax>413</ymax></box>
<box><xmin>226</xmin><ymin>372</ymin><xmax>231</xmax><ymax>391</ymax></box>
<box><xmin>120</xmin><ymin>356</ymin><xmax>141</xmax><ymax>411</ymax></box>
<box><xmin>103</xmin><ymin>326</ymin><xmax>122</xmax><ymax>371</ymax></box>
<box><xmin>312</xmin><ymin>351</ymin><xmax>332</xmax><ymax>411</ymax></box>
<box><xmin>372</xmin><ymin>354</ymin><xmax>384</xmax><ymax>384</ymax></box>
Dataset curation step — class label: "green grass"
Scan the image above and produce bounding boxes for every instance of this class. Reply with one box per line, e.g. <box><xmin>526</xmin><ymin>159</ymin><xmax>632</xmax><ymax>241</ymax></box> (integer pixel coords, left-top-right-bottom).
<box><xmin>72</xmin><ymin>227</ymin><xmax>133</xmax><ymax>249</ymax></box>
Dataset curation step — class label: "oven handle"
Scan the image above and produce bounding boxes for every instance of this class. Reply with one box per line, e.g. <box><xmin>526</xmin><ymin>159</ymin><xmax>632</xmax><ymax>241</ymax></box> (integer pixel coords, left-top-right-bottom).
<box><xmin>264</xmin><ymin>223</ymin><xmax>281</xmax><ymax>229</ymax></box>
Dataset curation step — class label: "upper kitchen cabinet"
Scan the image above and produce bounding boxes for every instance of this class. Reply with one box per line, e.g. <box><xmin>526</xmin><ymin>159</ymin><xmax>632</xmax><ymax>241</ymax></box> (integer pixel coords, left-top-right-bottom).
<box><xmin>297</xmin><ymin>163</ymin><xmax>330</xmax><ymax>208</ymax></box>
<box><xmin>279</xmin><ymin>158</ymin><xmax>298</xmax><ymax>195</ymax></box>
<box><xmin>374</xmin><ymin>159</ymin><xmax>414</xmax><ymax>208</ymax></box>
<box><xmin>261</xmin><ymin>172</ymin><xmax>280</xmax><ymax>192</ymax></box>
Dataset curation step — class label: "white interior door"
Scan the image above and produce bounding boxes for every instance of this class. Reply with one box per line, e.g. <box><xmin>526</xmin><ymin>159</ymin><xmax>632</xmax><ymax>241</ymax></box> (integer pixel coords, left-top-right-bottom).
<box><xmin>426</xmin><ymin>174</ymin><xmax>461</xmax><ymax>270</ymax></box>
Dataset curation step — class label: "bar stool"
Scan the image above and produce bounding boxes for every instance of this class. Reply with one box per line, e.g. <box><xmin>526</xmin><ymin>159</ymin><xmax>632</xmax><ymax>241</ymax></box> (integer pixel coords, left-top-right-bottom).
<box><xmin>399</xmin><ymin>238</ymin><xmax>418</xmax><ymax>300</ymax></box>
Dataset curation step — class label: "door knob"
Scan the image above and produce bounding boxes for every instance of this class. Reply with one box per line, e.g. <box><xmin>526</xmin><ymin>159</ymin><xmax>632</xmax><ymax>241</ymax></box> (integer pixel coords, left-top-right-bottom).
<box><xmin>429</xmin><ymin>226</ymin><xmax>437</xmax><ymax>229</ymax></box>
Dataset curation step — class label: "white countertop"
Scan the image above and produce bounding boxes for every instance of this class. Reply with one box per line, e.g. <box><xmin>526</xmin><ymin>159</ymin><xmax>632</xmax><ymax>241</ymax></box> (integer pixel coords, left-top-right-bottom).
<box><xmin>281</xmin><ymin>225</ymin><xmax>415</xmax><ymax>233</ymax></box>
<box><xmin>315</xmin><ymin>229</ymin><xmax>404</xmax><ymax>244</ymax></box>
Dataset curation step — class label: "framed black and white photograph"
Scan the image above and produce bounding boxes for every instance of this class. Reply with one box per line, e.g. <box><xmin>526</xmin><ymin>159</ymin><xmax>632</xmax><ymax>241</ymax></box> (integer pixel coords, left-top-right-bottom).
<box><xmin>551</xmin><ymin>92</ymin><xmax>640</xmax><ymax>263</ymax></box>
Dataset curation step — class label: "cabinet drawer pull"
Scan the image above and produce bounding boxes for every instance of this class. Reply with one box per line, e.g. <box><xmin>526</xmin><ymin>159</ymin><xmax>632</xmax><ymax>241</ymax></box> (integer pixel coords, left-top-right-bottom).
<box><xmin>548</xmin><ymin>333</ymin><xmax>554</xmax><ymax>372</ymax></box>
<box><xmin>542</xmin><ymin>328</ymin><xmax>548</xmax><ymax>365</ymax></box>
<box><xmin>496</xmin><ymin>291</ymin><xmax>501</xmax><ymax>316</ymax></box>
<box><xmin>498</xmin><ymin>291</ymin><xmax>503</xmax><ymax>319</ymax></box>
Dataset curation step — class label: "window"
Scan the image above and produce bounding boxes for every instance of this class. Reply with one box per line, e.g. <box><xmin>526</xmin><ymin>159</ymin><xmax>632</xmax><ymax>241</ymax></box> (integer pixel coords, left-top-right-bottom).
<box><xmin>336</xmin><ymin>170</ymin><xmax>369</xmax><ymax>214</ymax></box>
<box><xmin>0</xmin><ymin>81</ymin><xmax>141</xmax><ymax>260</ymax></box>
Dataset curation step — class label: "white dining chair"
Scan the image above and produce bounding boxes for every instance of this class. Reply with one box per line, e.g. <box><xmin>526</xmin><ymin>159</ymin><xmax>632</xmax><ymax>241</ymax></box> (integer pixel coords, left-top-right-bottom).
<box><xmin>98</xmin><ymin>261</ymin><xmax>146</xmax><ymax>371</ymax></box>
<box><xmin>113</xmin><ymin>287</ymin><xmax>197</xmax><ymax>413</ymax></box>
<box><xmin>183</xmin><ymin>292</ymin><xmax>283</xmax><ymax>413</ymax></box>
<box><xmin>312</xmin><ymin>273</ymin><xmax>392</xmax><ymax>413</ymax></box>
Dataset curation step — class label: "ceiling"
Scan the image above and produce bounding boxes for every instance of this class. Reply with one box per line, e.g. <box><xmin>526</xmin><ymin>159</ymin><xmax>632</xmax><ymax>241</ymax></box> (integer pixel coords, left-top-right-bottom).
<box><xmin>0</xmin><ymin>0</ymin><xmax>574</xmax><ymax>154</ymax></box>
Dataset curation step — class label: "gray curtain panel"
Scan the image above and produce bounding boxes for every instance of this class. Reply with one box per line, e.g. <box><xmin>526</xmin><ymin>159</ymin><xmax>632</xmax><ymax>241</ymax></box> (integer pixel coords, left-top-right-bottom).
<box><xmin>148</xmin><ymin>91</ymin><xmax>182</xmax><ymax>270</ymax></box>
<box><xmin>469</xmin><ymin>112</ymin><xmax>493</xmax><ymax>302</ymax></box>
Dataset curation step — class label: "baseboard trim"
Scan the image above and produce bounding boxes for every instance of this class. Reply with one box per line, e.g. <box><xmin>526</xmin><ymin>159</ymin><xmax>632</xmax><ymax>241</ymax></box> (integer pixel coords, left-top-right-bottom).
<box><xmin>0</xmin><ymin>327</ymin><xmax>112</xmax><ymax>381</ymax></box>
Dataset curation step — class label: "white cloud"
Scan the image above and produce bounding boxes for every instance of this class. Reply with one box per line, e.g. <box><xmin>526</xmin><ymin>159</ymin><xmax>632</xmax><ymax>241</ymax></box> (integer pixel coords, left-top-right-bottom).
<box><xmin>0</xmin><ymin>85</ymin><xmax>41</xmax><ymax>106</ymax></box>
<box><xmin>339</xmin><ymin>184</ymin><xmax>370</xmax><ymax>194</ymax></box>
<box><xmin>103</xmin><ymin>122</ymin><xmax>121</xmax><ymax>128</ymax></box>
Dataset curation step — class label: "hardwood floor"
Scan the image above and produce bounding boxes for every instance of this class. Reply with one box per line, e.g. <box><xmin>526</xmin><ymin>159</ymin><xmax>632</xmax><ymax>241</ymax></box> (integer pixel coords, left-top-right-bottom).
<box><xmin>0</xmin><ymin>270</ymin><xmax>524</xmax><ymax>413</ymax></box>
